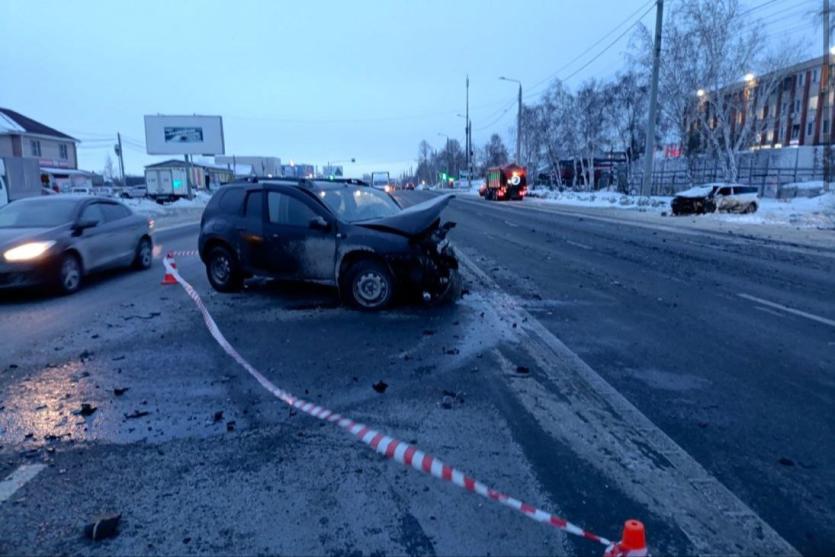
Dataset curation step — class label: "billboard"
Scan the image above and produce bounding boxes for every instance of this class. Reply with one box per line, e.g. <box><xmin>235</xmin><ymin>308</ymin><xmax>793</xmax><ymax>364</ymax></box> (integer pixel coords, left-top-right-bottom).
<box><xmin>144</xmin><ymin>115</ymin><xmax>225</xmax><ymax>155</ymax></box>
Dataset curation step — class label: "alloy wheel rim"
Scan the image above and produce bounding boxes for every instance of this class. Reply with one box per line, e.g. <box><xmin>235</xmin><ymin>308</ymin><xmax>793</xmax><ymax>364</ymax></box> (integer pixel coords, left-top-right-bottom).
<box><xmin>354</xmin><ymin>271</ymin><xmax>388</xmax><ymax>307</ymax></box>
<box><xmin>212</xmin><ymin>255</ymin><xmax>231</xmax><ymax>283</ymax></box>
<box><xmin>62</xmin><ymin>258</ymin><xmax>80</xmax><ymax>291</ymax></box>
<box><xmin>140</xmin><ymin>242</ymin><xmax>152</xmax><ymax>266</ymax></box>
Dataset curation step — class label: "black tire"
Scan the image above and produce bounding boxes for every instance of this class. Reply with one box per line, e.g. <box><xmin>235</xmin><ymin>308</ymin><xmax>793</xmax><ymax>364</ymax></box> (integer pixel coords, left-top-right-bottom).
<box><xmin>343</xmin><ymin>260</ymin><xmax>394</xmax><ymax>311</ymax></box>
<box><xmin>744</xmin><ymin>202</ymin><xmax>758</xmax><ymax>214</ymax></box>
<box><xmin>205</xmin><ymin>245</ymin><xmax>244</xmax><ymax>292</ymax></box>
<box><xmin>427</xmin><ymin>269</ymin><xmax>462</xmax><ymax>306</ymax></box>
<box><xmin>55</xmin><ymin>252</ymin><xmax>82</xmax><ymax>295</ymax></box>
<box><xmin>133</xmin><ymin>237</ymin><xmax>153</xmax><ymax>270</ymax></box>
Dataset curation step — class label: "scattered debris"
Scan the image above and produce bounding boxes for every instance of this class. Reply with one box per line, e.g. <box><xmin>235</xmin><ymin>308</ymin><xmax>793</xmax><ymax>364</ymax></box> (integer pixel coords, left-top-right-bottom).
<box><xmin>91</xmin><ymin>334</ymin><xmax>100</xmax><ymax>339</ymax></box>
<box><xmin>445</xmin><ymin>348</ymin><xmax>460</xmax><ymax>355</ymax></box>
<box><xmin>213</xmin><ymin>411</ymin><xmax>224</xmax><ymax>423</ymax></box>
<box><xmin>122</xmin><ymin>312</ymin><xmax>161</xmax><ymax>321</ymax></box>
<box><xmin>113</xmin><ymin>388</ymin><xmax>129</xmax><ymax>397</ymax></box>
<box><xmin>79</xmin><ymin>350</ymin><xmax>94</xmax><ymax>360</ymax></box>
<box><xmin>226</xmin><ymin>421</ymin><xmax>236</xmax><ymax>432</ymax></box>
<box><xmin>422</xmin><ymin>330</ymin><xmax>435</xmax><ymax>336</ymax></box>
<box><xmin>515</xmin><ymin>366</ymin><xmax>530</xmax><ymax>375</ymax></box>
<box><xmin>76</xmin><ymin>403</ymin><xmax>97</xmax><ymax>417</ymax></box>
<box><xmin>778</xmin><ymin>457</ymin><xmax>795</xmax><ymax>467</ymax></box>
<box><xmin>8</xmin><ymin>364</ymin><xmax>18</xmax><ymax>369</ymax></box>
<box><xmin>84</xmin><ymin>513</ymin><xmax>121</xmax><ymax>541</ymax></box>
<box><xmin>441</xmin><ymin>396</ymin><xmax>454</xmax><ymax>410</ymax></box>
<box><xmin>24</xmin><ymin>433</ymin><xmax>34</xmax><ymax>439</ymax></box>
<box><xmin>124</xmin><ymin>410</ymin><xmax>150</xmax><ymax>420</ymax></box>
<box><xmin>372</xmin><ymin>381</ymin><xmax>388</xmax><ymax>394</ymax></box>
<box><xmin>697</xmin><ymin>421</ymin><xmax>709</xmax><ymax>429</ymax></box>
<box><xmin>112</xmin><ymin>356</ymin><xmax>126</xmax><ymax>362</ymax></box>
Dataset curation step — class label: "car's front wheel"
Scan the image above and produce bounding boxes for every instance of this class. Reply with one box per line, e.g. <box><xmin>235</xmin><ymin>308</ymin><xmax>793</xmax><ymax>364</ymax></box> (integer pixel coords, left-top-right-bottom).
<box><xmin>133</xmin><ymin>237</ymin><xmax>153</xmax><ymax>270</ymax></box>
<box><xmin>206</xmin><ymin>245</ymin><xmax>243</xmax><ymax>292</ymax></box>
<box><xmin>56</xmin><ymin>253</ymin><xmax>82</xmax><ymax>295</ymax></box>
<box><xmin>344</xmin><ymin>260</ymin><xmax>394</xmax><ymax>311</ymax></box>
<box><xmin>744</xmin><ymin>202</ymin><xmax>758</xmax><ymax>214</ymax></box>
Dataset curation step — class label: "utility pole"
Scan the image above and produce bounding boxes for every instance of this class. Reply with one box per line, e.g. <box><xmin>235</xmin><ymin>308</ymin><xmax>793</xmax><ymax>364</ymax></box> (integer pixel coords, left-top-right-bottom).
<box><xmin>516</xmin><ymin>83</ymin><xmax>522</xmax><ymax>164</ymax></box>
<box><xmin>115</xmin><ymin>132</ymin><xmax>126</xmax><ymax>185</ymax></box>
<box><xmin>824</xmin><ymin>0</ymin><xmax>831</xmax><ymax>192</ymax></box>
<box><xmin>466</xmin><ymin>75</ymin><xmax>472</xmax><ymax>190</ymax></box>
<box><xmin>641</xmin><ymin>0</ymin><xmax>664</xmax><ymax>197</ymax></box>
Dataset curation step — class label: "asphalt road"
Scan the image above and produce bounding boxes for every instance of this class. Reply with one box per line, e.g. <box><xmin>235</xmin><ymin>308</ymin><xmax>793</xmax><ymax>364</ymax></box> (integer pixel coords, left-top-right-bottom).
<box><xmin>0</xmin><ymin>193</ymin><xmax>832</xmax><ymax>556</ymax></box>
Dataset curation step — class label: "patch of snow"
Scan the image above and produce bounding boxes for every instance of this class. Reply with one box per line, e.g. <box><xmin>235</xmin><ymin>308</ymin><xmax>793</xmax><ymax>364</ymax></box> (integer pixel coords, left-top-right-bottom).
<box><xmin>124</xmin><ymin>190</ymin><xmax>214</xmax><ymax>217</ymax></box>
<box><xmin>702</xmin><ymin>192</ymin><xmax>835</xmax><ymax>228</ymax></box>
<box><xmin>527</xmin><ymin>189</ymin><xmax>672</xmax><ymax>212</ymax></box>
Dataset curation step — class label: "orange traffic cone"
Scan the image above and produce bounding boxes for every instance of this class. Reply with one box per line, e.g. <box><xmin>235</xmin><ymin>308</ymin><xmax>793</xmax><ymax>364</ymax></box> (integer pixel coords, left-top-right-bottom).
<box><xmin>161</xmin><ymin>252</ymin><xmax>178</xmax><ymax>285</ymax></box>
<box><xmin>604</xmin><ymin>520</ymin><xmax>648</xmax><ymax>557</ymax></box>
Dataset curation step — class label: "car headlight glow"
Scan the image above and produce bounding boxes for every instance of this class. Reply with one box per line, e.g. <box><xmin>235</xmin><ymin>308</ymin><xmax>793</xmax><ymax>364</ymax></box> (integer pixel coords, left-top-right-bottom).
<box><xmin>4</xmin><ymin>241</ymin><xmax>56</xmax><ymax>262</ymax></box>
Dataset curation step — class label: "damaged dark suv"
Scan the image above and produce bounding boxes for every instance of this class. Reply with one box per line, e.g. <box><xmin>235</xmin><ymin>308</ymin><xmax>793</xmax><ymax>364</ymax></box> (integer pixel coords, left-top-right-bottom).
<box><xmin>198</xmin><ymin>178</ymin><xmax>459</xmax><ymax>310</ymax></box>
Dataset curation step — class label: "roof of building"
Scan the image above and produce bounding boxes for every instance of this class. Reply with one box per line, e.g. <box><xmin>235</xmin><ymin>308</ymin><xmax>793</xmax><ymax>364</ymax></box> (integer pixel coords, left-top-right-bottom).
<box><xmin>0</xmin><ymin>108</ymin><xmax>77</xmax><ymax>141</ymax></box>
<box><xmin>145</xmin><ymin>159</ymin><xmax>235</xmax><ymax>171</ymax></box>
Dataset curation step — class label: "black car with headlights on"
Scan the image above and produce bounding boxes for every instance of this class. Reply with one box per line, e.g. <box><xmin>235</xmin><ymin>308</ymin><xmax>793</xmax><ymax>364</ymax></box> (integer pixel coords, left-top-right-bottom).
<box><xmin>0</xmin><ymin>195</ymin><xmax>153</xmax><ymax>294</ymax></box>
<box><xmin>198</xmin><ymin>178</ymin><xmax>460</xmax><ymax>310</ymax></box>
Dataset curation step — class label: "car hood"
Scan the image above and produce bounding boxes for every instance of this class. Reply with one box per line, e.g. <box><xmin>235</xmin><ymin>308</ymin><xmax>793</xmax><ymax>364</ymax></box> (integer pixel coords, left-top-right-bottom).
<box><xmin>675</xmin><ymin>185</ymin><xmax>715</xmax><ymax>199</ymax></box>
<box><xmin>0</xmin><ymin>227</ymin><xmax>62</xmax><ymax>251</ymax></box>
<box><xmin>355</xmin><ymin>194</ymin><xmax>454</xmax><ymax>237</ymax></box>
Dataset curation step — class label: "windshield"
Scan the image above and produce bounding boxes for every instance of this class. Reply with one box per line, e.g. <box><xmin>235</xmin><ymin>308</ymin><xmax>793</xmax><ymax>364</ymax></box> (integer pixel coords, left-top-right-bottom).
<box><xmin>316</xmin><ymin>187</ymin><xmax>401</xmax><ymax>222</ymax></box>
<box><xmin>0</xmin><ymin>199</ymin><xmax>78</xmax><ymax>228</ymax></box>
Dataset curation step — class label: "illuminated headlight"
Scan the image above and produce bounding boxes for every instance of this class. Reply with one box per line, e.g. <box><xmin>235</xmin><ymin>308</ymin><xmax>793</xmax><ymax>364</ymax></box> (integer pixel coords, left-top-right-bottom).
<box><xmin>384</xmin><ymin>185</ymin><xmax>392</xmax><ymax>193</ymax></box>
<box><xmin>4</xmin><ymin>241</ymin><xmax>56</xmax><ymax>262</ymax></box>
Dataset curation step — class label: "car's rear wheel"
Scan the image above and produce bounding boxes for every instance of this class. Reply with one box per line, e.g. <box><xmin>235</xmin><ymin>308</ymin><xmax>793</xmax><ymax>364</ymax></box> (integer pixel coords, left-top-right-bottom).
<box><xmin>206</xmin><ymin>245</ymin><xmax>243</xmax><ymax>292</ymax></box>
<box><xmin>344</xmin><ymin>260</ymin><xmax>394</xmax><ymax>311</ymax></box>
<box><xmin>133</xmin><ymin>237</ymin><xmax>153</xmax><ymax>270</ymax></box>
<box><xmin>56</xmin><ymin>253</ymin><xmax>82</xmax><ymax>295</ymax></box>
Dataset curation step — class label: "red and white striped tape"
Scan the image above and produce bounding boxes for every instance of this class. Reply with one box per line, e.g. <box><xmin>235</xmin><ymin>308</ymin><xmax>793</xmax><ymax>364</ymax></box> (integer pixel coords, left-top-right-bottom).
<box><xmin>162</xmin><ymin>255</ymin><xmax>618</xmax><ymax>550</ymax></box>
<box><xmin>169</xmin><ymin>250</ymin><xmax>200</xmax><ymax>257</ymax></box>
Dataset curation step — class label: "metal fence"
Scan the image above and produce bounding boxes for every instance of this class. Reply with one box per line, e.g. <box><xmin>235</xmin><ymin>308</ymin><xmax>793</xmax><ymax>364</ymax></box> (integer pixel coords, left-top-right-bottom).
<box><xmin>633</xmin><ymin>163</ymin><xmax>824</xmax><ymax>197</ymax></box>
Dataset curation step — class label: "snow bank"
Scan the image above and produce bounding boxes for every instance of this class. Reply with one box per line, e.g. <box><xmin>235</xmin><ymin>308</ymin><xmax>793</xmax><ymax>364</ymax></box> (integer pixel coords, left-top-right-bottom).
<box><xmin>124</xmin><ymin>190</ymin><xmax>214</xmax><ymax>218</ymax></box>
<box><xmin>527</xmin><ymin>188</ymin><xmax>672</xmax><ymax>212</ymax></box>
<box><xmin>702</xmin><ymin>192</ymin><xmax>835</xmax><ymax>228</ymax></box>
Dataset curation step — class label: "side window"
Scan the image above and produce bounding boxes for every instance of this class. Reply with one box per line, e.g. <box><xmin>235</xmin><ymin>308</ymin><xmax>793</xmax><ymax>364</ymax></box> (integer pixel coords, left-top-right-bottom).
<box><xmin>268</xmin><ymin>191</ymin><xmax>316</xmax><ymax>227</ymax></box>
<box><xmin>244</xmin><ymin>191</ymin><xmax>263</xmax><ymax>220</ymax></box>
<box><xmin>80</xmin><ymin>202</ymin><xmax>106</xmax><ymax>225</ymax></box>
<box><xmin>718</xmin><ymin>187</ymin><xmax>732</xmax><ymax>196</ymax></box>
<box><xmin>101</xmin><ymin>203</ymin><xmax>131</xmax><ymax>222</ymax></box>
<box><xmin>219</xmin><ymin>188</ymin><xmax>246</xmax><ymax>214</ymax></box>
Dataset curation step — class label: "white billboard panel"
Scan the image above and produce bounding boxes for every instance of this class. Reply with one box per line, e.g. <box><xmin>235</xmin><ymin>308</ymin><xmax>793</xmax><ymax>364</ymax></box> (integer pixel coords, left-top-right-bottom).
<box><xmin>144</xmin><ymin>115</ymin><xmax>225</xmax><ymax>155</ymax></box>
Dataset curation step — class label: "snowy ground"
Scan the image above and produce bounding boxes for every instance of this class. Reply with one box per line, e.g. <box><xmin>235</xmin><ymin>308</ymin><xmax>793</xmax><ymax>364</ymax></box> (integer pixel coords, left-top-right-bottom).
<box><xmin>443</xmin><ymin>180</ymin><xmax>835</xmax><ymax>230</ymax></box>
<box><xmin>122</xmin><ymin>191</ymin><xmax>213</xmax><ymax>227</ymax></box>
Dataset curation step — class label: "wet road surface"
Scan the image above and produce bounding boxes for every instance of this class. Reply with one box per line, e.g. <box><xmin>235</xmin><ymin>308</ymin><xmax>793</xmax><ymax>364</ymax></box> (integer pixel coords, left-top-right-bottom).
<box><xmin>0</xmin><ymin>192</ymin><xmax>832</xmax><ymax>555</ymax></box>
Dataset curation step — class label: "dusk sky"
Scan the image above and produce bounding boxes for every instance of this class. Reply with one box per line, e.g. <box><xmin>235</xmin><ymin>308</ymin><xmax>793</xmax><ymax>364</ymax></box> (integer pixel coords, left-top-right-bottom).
<box><xmin>0</xmin><ymin>0</ymin><xmax>816</xmax><ymax>177</ymax></box>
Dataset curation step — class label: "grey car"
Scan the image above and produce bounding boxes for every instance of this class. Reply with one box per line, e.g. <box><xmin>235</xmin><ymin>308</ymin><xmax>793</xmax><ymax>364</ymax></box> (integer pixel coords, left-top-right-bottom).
<box><xmin>0</xmin><ymin>195</ymin><xmax>153</xmax><ymax>294</ymax></box>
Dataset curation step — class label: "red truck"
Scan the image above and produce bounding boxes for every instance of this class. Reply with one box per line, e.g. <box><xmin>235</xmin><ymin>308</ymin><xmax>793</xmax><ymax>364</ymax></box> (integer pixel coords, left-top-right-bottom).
<box><xmin>479</xmin><ymin>164</ymin><xmax>527</xmax><ymax>201</ymax></box>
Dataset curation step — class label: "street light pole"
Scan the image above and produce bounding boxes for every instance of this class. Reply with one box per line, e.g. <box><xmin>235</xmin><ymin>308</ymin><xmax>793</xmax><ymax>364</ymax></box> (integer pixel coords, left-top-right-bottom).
<box><xmin>466</xmin><ymin>75</ymin><xmax>471</xmax><ymax>190</ymax></box>
<box><xmin>641</xmin><ymin>0</ymin><xmax>664</xmax><ymax>197</ymax></box>
<box><xmin>499</xmin><ymin>76</ymin><xmax>523</xmax><ymax>163</ymax></box>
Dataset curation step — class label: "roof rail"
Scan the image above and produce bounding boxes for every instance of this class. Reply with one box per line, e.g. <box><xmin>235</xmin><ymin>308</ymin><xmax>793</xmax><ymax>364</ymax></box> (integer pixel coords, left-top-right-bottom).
<box><xmin>229</xmin><ymin>176</ymin><xmax>369</xmax><ymax>187</ymax></box>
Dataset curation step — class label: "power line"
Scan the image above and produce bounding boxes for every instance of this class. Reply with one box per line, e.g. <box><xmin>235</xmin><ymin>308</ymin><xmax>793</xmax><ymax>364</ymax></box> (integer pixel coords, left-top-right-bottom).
<box><xmin>523</xmin><ymin>0</ymin><xmax>656</xmax><ymax>99</ymax></box>
<box><xmin>557</xmin><ymin>2</ymin><xmax>657</xmax><ymax>86</ymax></box>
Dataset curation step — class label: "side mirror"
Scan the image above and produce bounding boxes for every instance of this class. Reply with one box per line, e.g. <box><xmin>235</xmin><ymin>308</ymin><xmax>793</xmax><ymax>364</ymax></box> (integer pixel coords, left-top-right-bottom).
<box><xmin>309</xmin><ymin>215</ymin><xmax>330</xmax><ymax>231</ymax></box>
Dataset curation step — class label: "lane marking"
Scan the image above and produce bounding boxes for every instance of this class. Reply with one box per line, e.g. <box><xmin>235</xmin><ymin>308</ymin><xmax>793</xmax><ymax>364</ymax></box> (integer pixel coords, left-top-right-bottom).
<box><xmin>503</xmin><ymin>219</ymin><xmax>520</xmax><ymax>228</ymax></box>
<box><xmin>565</xmin><ymin>239</ymin><xmax>592</xmax><ymax>250</ymax></box>
<box><xmin>456</xmin><ymin>249</ymin><xmax>799</xmax><ymax>556</ymax></box>
<box><xmin>738</xmin><ymin>293</ymin><xmax>835</xmax><ymax>328</ymax></box>
<box><xmin>0</xmin><ymin>464</ymin><xmax>46</xmax><ymax>503</ymax></box>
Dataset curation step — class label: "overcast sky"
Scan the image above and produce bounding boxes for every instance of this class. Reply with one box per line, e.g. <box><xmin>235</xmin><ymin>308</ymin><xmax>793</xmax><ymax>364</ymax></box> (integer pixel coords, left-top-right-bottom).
<box><xmin>0</xmin><ymin>0</ymin><xmax>817</xmax><ymax>177</ymax></box>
